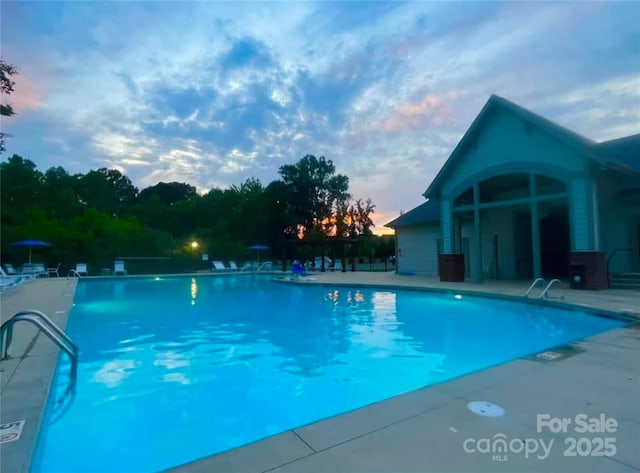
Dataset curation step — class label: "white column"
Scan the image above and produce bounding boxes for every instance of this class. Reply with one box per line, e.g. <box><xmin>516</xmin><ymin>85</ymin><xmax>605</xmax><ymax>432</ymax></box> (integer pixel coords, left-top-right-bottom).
<box><xmin>530</xmin><ymin>174</ymin><xmax>542</xmax><ymax>278</ymax></box>
<box><xmin>591</xmin><ymin>179</ymin><xmax>600</xmax><ymax>251</ymax></box>
<box><xmin>569</xmin><ymin>178</ymin><xmax>592</xmax><ymax>251</ymax></box>
<box><xmin>472</xmin><ymin>183</ymin><xmax>483</xmax><ymax>283</ymax></box>
<box><xmin>441</xmin><ymin>199</ymin><xmax>454</xmax><ymax>253</ymax></box>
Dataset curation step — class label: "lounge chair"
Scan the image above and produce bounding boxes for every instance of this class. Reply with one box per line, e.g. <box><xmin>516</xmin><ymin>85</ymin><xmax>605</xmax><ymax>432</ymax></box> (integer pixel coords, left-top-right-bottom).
<box><xmin>33</xmin><ymin>263</ymin><xmax>46</xmax><ymax>277</ymax></box>
<box><xmin>75</xmin><ymin>263</ymin><xmax>88</xmax><ymax>276</ymax></box>
<box><xmin>228</xmin><ymin>261</ymin><xmax>239</xmax><ymax>271</ymax></box>
<box><xmin>0</xmin><ymin>276</ymin><xmax>27</xmax><ymax>291</ymax></box>
<box><xmin>212</xmin><ymin>260</ymin><xmax>228</xmax><ymax>271</ymax></box>
<box><xmin>47</xmin><ymin>263</ymin><xmax>61</xmax><ymax>278</ymax></box>
<box><xmin>333</xmin><ymin>260</ymin><xmax>343</xmax><ymax>272</ymax></box>
<box><xmin>3</xmin><ymin>264</ymin><xmax>37</xmax><ymax>280</ymax></box>
<box><xmin>0</xmin><ymin>266</ymin><xmax>27</xmax><ymax>289</ymax></box>
<box><xmin>113</xmin><ymin>260</ymin><xmax>128</xmax><ymax>276</ymax></box>
<box><xmin>20</xmin><ymin>263</ymin><xmax>47</xmax><ymax>277</ymax></box>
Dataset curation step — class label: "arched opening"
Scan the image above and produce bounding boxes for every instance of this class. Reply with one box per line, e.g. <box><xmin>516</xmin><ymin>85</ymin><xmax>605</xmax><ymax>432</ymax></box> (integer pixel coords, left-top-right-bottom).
<box><xmin>538</xmin><ymin>200</ymin><xmax>570</xmax><ymax>278</ymax></box>
<box><xmin>450</xmin><ymin>172</ymin><xmax>570</xmax><ymax>280</ymax></box>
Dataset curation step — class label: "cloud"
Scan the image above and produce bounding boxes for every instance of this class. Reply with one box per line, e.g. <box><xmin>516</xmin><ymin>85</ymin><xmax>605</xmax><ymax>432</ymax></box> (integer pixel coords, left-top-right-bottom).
<box><xmin>219</xmin><ymin>37</ymin><xmax>274</xmax><ymax>72</ymax></box>
<box><xmin>1</xmin><ymin>0</ymin><xmax>639</xmax><ymax>234</ymax></box>
<box><xmin>7</xmin><ymin>73</ymin><xmax>42</xmax><ymax>115</ymax></box>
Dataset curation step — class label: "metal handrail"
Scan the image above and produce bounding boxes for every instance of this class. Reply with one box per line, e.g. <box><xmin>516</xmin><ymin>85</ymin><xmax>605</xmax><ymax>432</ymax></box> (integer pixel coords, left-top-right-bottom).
<box><xmin>10</xmin><ymin>310</ymin><xmax>77</xmax><ymax>354</ymax></box>
<box><xmin>67</xmin><ymin>269</ymin><xmax>84</xmax><ymax>278</ymax></box>
<box><xmin>255</xmin><ymin>261</ymin><xmax>273</xmax><ymax>274</ymax></box>
<box><xmin>606</xmin><ymin>247</ymin><xmax>632</xmax><ymax>288</ymax></box>
<box><xmin>0</xmin><ymin>312</ymin><xmax>78</xmax><ymax>381</ymax></box>
<box><xmin>525</xmin><ymin>278</ymin><xmax>546</xmax><ymax>297</ymax></box>
<box><xmin>539</xmin><ymin>279</ymin><xmax>562</xmax><ymax>299</ymax></box>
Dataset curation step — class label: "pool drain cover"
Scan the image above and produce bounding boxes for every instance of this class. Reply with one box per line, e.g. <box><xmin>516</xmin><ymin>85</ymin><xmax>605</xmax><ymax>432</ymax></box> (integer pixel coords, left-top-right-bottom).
<box><xmin>467</xmin><ymin>401</ymin><xmax>505</xmax><ymax>417</ymax></box>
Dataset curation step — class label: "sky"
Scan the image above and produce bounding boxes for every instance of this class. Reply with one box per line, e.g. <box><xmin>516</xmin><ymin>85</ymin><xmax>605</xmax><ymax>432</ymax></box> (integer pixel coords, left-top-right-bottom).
<box><xmin>1</xmin><ymin>1</ymin><xmax>639</xmax><ymax>234</ymax></box>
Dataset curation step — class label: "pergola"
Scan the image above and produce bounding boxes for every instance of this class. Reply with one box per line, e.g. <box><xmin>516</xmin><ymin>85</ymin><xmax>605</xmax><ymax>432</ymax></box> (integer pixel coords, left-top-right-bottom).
<box><xmin>279</xmin><ymin>237</ymin><xmax>360</xmax><ymax>272</ymax></box>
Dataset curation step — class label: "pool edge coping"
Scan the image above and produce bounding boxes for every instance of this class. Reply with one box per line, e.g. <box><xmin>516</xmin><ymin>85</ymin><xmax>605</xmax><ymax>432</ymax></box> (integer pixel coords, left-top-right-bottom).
<box><xmin>272</xmin><ymin>277</ymin><xmax>640</xmax><ymax>322</ymax></box>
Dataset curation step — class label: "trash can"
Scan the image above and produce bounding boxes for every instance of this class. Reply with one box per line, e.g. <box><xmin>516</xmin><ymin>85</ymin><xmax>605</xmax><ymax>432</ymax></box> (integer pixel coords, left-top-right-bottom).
<box><xmin>569</xmin><ymin>264</ymin><xmax>586</xmax><ymax>289</ymax></box>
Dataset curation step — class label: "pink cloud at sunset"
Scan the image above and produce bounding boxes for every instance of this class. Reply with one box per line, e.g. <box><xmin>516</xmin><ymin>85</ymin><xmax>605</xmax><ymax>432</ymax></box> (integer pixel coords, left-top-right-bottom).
<box><xmin>382</xmin><ymin>95</ymin><xmax>454</xmax><ymax>133</ymax></box>
<box><xmin>7</xmin><ymin>73</ymin><xmax>42</xmax><ymax>116</ymax></box>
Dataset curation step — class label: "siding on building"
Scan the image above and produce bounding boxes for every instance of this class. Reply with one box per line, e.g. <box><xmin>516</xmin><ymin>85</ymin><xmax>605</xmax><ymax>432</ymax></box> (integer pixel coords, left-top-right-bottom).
<box><xmin>598</xmin><ymin>173</ymin><xmax>640</xmax><ymax>273</ymax></box>
<box><xmin>397</xmin><ymin>224</ymin><xmax>441</xmax><ymax>276</ymax></box>
<box><xmin>440</xmin><ymin>107</ymin><xmax>588</xmax><ymax>200</ymax></box>
<box><xmin>435</xmin><ymin>107</ymin><xmax>597</xmax><ymax>256</ymax></box>
<box><xmin>400</xmin><ymin>97</ymin><xmax>640</xmax><ymax>282</ymax></box>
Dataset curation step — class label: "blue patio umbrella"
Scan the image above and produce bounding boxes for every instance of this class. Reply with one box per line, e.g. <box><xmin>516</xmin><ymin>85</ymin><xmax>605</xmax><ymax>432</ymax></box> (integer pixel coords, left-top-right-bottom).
<box><xmin>248</xmin><ymin>244</ymin><xmax>269</xmax><ymax>263</ymax></box>
<box><xmin>10</xmin><ymin>239</ymin><xmax>52</xmax><ymax>263</ymax></box>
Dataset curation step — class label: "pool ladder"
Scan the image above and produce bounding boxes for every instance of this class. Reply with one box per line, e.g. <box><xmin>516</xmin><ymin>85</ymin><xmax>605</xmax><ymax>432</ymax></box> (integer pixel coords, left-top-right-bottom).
<box><xmin>67</xmin><ymin>269</ymin><xmax>84</xmax><ymax>278</ymax></box>
<box><xmin>254</xmin><ymin>261</ymin><xmax>273</xmax><ymax>274</ymax></box>
<box><xmin>525</xmin><ymin>278</ymin><xmax>562</xmax><ymax>299</ymax></box>
<box><xmin>0</xmin><ymin>310</ymin><xmax>78</xmax><ymax>390</ymax></box>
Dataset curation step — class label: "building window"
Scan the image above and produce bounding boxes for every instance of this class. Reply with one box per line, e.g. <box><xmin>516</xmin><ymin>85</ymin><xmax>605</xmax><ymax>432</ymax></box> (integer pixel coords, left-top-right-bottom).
<box><xmin>536</xmin><ymin>174</ymin><xmax>566</xmax><ymax>195</ymax></box>
<box><xmin>479</xmin><ymin>173</ymin><xmax>529</xmax><ymax>203</ymax></box>
<box><xmin>453</xmin><ymin>187</ymin><xmax>474</xmax><ymax>207</ymax></box>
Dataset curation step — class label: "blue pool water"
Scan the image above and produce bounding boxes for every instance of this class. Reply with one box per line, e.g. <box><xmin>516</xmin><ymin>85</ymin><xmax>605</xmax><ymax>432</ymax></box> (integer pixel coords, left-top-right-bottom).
<box><xmin>32</xmin><ymin>276</ymin><xmax>625</xmax><ymax>473</ymax></box>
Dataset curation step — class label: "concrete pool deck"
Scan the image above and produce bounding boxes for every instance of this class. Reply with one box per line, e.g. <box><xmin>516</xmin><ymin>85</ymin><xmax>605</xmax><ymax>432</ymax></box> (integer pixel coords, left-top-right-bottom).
<box><xmin>1</xmin><ymin>273</ymin><xmax>638</xmax><ymax>473</ymax></box>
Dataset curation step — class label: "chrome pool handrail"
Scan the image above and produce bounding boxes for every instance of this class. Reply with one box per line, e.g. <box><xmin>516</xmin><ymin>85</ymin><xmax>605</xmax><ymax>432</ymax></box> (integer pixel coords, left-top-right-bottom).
<box><xmin>0</xmin><ymin>311</ymin><xmax>78</xmax><ymax>383</ymax></box>
<box><xmin>525</xmin><ymin>278</ymin><xmax>546</xmax><ymax>297</ymax></box>
<box><xmin>255</xmin><ymin>261</ymin><xmax>273</xmax><ymax>274</ymax></box>
<box><xmin>539</xmin><ymin>279</ymin><xmax>562</xmax><ymax>299</ymax></box>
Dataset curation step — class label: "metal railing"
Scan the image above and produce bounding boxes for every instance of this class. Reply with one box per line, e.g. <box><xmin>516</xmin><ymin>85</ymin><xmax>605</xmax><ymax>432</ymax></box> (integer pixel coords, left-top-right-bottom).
<box><xmin>524</xmin><ymin>278</ymin><xmax>546</xmax><ymax>298</ymax></box>
<box><xmin>67</xmin><ymin>269</ymin><xmax>84</xmax><ymax>278</ymax></box>
<box><xmin>606</xmin><ymin>247</ymin><xmax>632</xmax><ymax>288</ymax></box>
<box><xmin>255</xmin><ymin>261</ymin><xmax>273</xmax><ymax>274</ymax></box>
<box><xmin>0</xmin><ymin>310</ymin><xmax>78</xmax><ymax>385</ymax></box>
<box><xmin>539</xmin><ymin>279</ymin><xmax>562</xmax><ymax>299</ymax></box>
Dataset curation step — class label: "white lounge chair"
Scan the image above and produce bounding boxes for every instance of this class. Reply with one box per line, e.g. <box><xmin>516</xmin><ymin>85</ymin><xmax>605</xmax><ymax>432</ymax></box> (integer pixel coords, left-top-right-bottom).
<box><xmin>212</xmin><ymin>260</ymin><xmax>228</xmax><ymax>271</ymax></box>
<box><xmin>3</xmin><ymin>264</ymin><xmax>37</xmax><ymax>280</ymax></box>
<box><xmin>21</xmin><ymin>263</ymin><xmax>47</xmax><ymax>277</ymax></box>
<box><xmin>75</xmin><ymin>263</ymin><xmax>88</xmax><ymax>276</ymax></box>
<box><xmin>113</xmin><ymin>260</ymin><xmax>128</xmax><ymax>276</ymax></box>
<box><xmin>0</xmin><ymin>266</ymin><xmax>27</xmax><ymax>289</ymax></box>
<box><xmin>47</xmin><ymin>263</ymin><xmax>61</xmax><ymax>277</ymax></box>
<box><xmin>0</xmin><ymin>276</ymin><xmax>27</xmax><ymax>291</ymax></box>
<box><xmin>228</xmin><ymin>261</ymin><xmax>239</xmax><ymax>271</ymax></box>
<box><xmin>333</xmin><ymin>260</ymin><xmax>343</xmax><ymax>271</ymax></box>
<box><xmin>3</xmin><ymin>264</ymin><xmax>18</xmax><ymax>275</ymax></box>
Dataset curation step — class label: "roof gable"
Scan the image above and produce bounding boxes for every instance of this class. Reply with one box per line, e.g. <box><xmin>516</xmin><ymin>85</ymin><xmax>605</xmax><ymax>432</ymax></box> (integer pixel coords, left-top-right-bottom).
<box><xmin>385</xmin><ymin>199</ymin><xmax>440</xmax><ymax>228</ymax></box>
<box><xmin>592</xmin><ymin>134</ymin><xmax>640</xmax><ymax>174</ymax></box>
<box><xmin>423</xmin><ymin>95</ymin><xmax>601</xmax><ymax>198</ymax></box>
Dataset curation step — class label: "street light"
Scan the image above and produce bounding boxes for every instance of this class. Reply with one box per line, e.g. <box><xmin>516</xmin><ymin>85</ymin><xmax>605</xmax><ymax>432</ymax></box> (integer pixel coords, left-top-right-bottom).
<box><xmin>189</xmin><ymin>241</ymin><xmax>200</xmax><ymax>273</ymax></box>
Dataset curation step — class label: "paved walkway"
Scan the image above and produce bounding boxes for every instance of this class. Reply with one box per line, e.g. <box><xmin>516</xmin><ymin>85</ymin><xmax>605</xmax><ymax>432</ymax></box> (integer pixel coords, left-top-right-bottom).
<box><xmin>1</xmin><ymin>274</ymin><xmax>638</xmax><ymax>473</ymax></box>
<box><xmin>0</xmin><ymin>278</ymin><xmax>76</xmax><ymax>473</ymax></box>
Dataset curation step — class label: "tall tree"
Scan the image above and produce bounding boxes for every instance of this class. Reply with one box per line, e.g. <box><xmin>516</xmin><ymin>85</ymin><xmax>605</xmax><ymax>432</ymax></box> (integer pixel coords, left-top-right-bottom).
<box><xmin>0</xmin><ymin>59</ymin><xmax>18</xmax><ymax>153</ymax></box>
<box><xmin>348</xmin><ymin>198</ymin><xmax>376</xmax><ymax>237</ymax></box>
<box><xmin>0</xmin><ymin>155</ymin><xmax>44</xmax><ymax>222</ymax></box>
<box><xmin>42</xmin><ymin>166</ymin><xmax>82</xmax><ymax>220</ymax></box>
<box><xmin>139</xmin><ymin>181</ymin><xmax>197</xmax><ymax>205</ymax></box>
<box><xmin>278</xmin><ymin>155</ymin><xmax>350</xmax><ymax>237</ymax></box>
<box><xmin>77</xmin><ymin>168</ymin><xmax>138</xmax><ymax>216</ymax></box>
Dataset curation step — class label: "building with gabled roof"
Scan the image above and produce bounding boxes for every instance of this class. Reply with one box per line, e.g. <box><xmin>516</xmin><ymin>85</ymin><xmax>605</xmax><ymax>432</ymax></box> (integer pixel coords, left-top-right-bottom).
<box><xmin>386</xmin><ymin>95</ymin><xmax>640</xmax><ymax>289</ymax></box>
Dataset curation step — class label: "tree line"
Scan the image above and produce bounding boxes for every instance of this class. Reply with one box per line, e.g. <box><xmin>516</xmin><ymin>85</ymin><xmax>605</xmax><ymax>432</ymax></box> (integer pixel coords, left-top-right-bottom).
<box><xmin>1</xmin><ymin>154</ymin><xmax>394</xmax><ymax>274</ymax></box>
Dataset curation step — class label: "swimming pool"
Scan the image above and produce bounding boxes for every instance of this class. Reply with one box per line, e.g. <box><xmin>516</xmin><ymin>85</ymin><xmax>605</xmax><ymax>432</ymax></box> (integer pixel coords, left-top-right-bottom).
<box><xmin>32</xmin><ymin>276</ymin><xmax>625</xmax><ymax>473</ymax></box>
